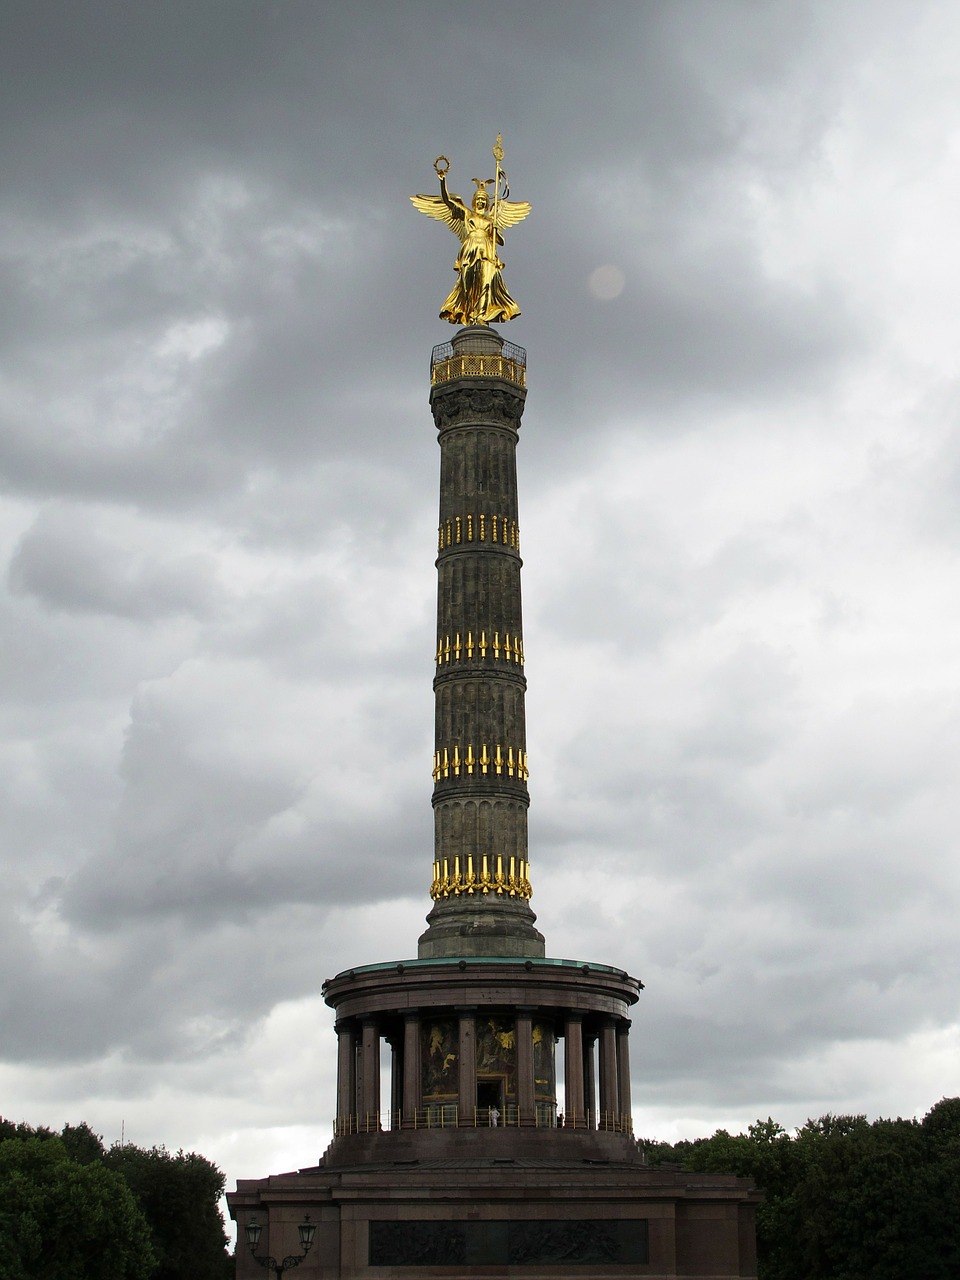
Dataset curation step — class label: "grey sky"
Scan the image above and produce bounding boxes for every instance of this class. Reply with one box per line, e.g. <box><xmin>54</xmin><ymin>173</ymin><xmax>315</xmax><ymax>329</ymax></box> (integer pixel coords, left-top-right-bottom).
<box><xmin>2</xmin><ymin>0</ymin><xmax>959</xmax><ymax>1197</ymax></box>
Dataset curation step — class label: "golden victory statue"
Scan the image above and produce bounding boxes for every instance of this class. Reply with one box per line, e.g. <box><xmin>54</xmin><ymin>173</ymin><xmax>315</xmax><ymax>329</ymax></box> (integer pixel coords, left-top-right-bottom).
<box><xmin>411</xmin><ymin>134</ymin><xmax>531</xmax><ymax>326</ymax></box>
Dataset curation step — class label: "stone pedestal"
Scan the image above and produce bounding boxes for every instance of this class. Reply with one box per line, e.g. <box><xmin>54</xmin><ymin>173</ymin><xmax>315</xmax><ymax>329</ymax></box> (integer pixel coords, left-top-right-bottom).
<box><xmin>231</xmin><ymin>1146</ymin><xmax>759</xmax><ymax>1279</ymax></box>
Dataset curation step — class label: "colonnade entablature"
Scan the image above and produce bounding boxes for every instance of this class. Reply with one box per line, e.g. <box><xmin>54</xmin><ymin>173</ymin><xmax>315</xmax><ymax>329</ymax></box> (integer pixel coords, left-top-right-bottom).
<box><xmin>322</xmin><ymin>957</ymin><xmax>641</xmax><ymax>1149</ymax></box>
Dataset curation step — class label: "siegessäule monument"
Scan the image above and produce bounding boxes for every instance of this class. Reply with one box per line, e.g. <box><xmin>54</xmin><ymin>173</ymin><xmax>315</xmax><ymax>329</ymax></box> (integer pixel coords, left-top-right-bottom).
<box><xmin>228</xmin><ymin>139</ymin><xmax>759</xmax><ymax>1280</ymax></box>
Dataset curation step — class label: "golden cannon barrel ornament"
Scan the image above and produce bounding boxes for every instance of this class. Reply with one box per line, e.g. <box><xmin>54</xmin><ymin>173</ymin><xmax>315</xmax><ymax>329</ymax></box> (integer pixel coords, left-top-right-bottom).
<box><xmin>411</xmin><ymin>134</ymin><xmax>531</xmax><ymax>325</ymax></box>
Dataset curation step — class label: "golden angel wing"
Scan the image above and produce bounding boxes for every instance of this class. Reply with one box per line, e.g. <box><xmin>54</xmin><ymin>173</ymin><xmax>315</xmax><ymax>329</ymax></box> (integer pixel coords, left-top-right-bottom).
<box><xmin>493</xmin><ymin>198</ymin><xmax>532</xmax><ymax>230</ymax></box>
<box><xmin>410</xmin><ymin>192</ymin><xmax>467</xmax><ymax>240</ymax></box>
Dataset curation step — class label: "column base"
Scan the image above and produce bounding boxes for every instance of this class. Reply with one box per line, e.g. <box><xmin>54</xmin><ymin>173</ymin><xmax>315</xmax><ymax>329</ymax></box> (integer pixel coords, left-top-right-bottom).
<box><xmin>418</xmin><ymin>898</ymin><xmax>545</xmax><ymax>959</ymax></box>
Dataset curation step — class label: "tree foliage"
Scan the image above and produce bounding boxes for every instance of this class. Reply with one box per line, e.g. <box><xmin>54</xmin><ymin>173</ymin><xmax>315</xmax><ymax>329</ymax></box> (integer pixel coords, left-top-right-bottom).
<box><xmin>642</xmin><ymin>1098</ymin><xmax>960</xmax><ymax>1280</ymax></box>
<box><xmin>0</xmin><ymin>1120</ymin><xmax>233</xmax><ymax>1279</ymax></box>
<box><xmin>105</xmin><ymin>1144</ymin><xmax>233</xmax><ymax>1280</ymax></box>
<box><xmin>0</xmin><ymin>1137</ymin><xmax>155</xmax><ymax>1280</ymax></box>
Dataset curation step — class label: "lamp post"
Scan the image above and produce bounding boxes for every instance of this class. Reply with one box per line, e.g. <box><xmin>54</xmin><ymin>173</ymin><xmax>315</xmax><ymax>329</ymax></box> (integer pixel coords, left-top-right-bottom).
<box><xmin>245</xmin><ymin>1215</ymin><xmax>317</xmax><ymax>1277</ymax></box>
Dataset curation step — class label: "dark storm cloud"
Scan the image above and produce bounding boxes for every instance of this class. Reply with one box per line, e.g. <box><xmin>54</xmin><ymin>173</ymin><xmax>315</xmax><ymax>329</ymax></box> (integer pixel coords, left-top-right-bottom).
<box><xmin>10</xmin><ymin>505</ymin><xmax>223</xmax><ymax>619</ymax></box>
<box><xmin>0</xmin><ymin>1</ymin><xmax>868</xmax><ymax>516</ymax></box>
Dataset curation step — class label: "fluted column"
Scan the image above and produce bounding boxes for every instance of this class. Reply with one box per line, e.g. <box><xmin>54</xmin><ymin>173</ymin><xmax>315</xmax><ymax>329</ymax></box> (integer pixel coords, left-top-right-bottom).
<box><xmin>564</xmin><ymin>1012</ymin><xmax>585</xmax><ymax>1127</ymax></box>
<box><xmin>419</xmin><ymin>327</ymin><xmax>544</xmax><ymax>961</ymax></box>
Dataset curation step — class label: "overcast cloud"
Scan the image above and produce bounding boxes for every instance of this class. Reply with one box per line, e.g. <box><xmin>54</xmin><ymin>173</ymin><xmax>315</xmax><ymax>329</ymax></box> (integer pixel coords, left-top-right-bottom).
<box><xmin>2</xmin><ymin>0</ymin><xmax>960</xmax><ymax>1211</ymax></box>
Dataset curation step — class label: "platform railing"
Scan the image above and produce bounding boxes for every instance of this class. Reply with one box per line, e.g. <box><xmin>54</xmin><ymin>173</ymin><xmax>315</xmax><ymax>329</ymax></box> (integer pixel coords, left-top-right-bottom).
<box><xmin>430</xmin><ymin>340</ymin><xmax>527</xmax><ymax>389</ymax></box>
<box><xmin>333</xmin><ymin>1106</ymin><xmax>632</xmax><ymax>1137</ymax></box>
<box><xmin>551</xmin><ymin>1110</ymin><xmax>634</xmax><ymax>1134</ymax></box>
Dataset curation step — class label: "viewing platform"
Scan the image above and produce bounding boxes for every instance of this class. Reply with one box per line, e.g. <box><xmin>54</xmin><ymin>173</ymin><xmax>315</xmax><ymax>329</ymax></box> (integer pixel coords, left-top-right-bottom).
<box><xmin>431</xmin><ymin>330</ymin><xmax>526</xmax><ymax>388</ymax></box>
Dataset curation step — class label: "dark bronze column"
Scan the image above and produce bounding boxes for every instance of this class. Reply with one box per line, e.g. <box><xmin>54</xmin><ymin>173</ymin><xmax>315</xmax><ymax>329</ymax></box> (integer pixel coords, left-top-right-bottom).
<box><xmin>564</xmin><ymin>1012</ymin><xmax>585</xmax><ymax>1126</ymax></box>
<box><xmin>457</xmin><ymin>1008</ymin><xmax>477</xmax><ymax>1125</ymax></box>
<box><xmin>617</xmin><ymin>1019</ymin><xmax>632</xmax><ymax>1131</ymax></box>
<box><xmin>419</xmin><ymin>326</ymin><xmax>544</xmax><ymax>961</ymax></box>
<box><xmin>515</xmin><ymin>1008</ymin><xmax>535</xmax><ymax>1124</ymax></box>
<box><xmin>402</xmin><ymin>1011</ymin><xmax>421</xmax><ymax>1125</ymax></box>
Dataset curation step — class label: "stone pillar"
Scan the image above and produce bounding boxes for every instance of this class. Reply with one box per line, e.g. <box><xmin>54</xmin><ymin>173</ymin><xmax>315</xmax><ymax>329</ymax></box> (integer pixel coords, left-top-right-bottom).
<box><xmin>598</xmin><ymin>1018</ymin><xmax>619</xmax><ymax>1130</ymax></box>
<box><xmin>457</xmin><ymin>1008</ymin><xmax>477</xmax><ymax>1126</ymax></box>
<box><xmin>583</xmin><ymin>1031</ymin><xmax>598</xmax><ymax>1130</ymax></box>
<box><xmin>360</xmin><ymin>1018</ymin><xmax>380</xmax><ymax>1130</ymax></box>
<box><xmin>564</xmin><ymin>1013</ymin><xmax>585</xmax><ymax>1128</ymax></box>
<box><xmin>617</xmin><ymin>1019</ymin><xmax>632</xmax><ymax>1131</ymax></box>
<box><xmin>402</xmin><ymin>1011</ymin><xmax>421</xmax><ymax>1125</ymax></box>
<box><xmin>388</xmin><ymin>1034</ymin><xmax>401</xmax><ymax>1126</ymax></box>
<box><xmin>418</xmin><ymin>327</ymin><xmax>545</xmax><ymax>963</ymax></box>
<box><xmin>336</xmin><ymin>1022</ymin><xmax>356</xmax><ymax>1135</ymax></box>
<box><xmin>515</xmin><ymin>1008</ymin><xmax>535</xmax><ymax>1125</ymax></box>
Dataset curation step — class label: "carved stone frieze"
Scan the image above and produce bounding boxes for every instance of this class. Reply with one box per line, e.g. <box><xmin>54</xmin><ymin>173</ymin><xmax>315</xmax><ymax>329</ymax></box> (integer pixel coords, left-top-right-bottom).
<box><xmin>431</xmin><ymin>386</ymin><xmax>525</xmax><ymax>431</ymax></box>
<box><xmin>368</xmin><ymin>1218</ymin><xmax>649</xmax><ymax>1267</ymax></box>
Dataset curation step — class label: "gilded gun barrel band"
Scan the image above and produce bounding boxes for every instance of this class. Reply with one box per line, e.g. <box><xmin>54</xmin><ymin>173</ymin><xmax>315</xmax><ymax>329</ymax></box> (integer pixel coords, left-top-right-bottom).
<box><xmin>438</xmin><ymin>514</ymin><xmax>519</xmax><ymax>550</ymax></box>
<box><xmin>435</xmin><ymin>632</ymin><xmax>525</xmax><ymax>666</ymax></box>
<box><xmin>430</xmin><ymin>855</ymin><xmax>533</xmax><ymax>902</ymax></box>
<box><xmin>432</xmin><ymin>743</ymin><xmax>529</xmax><ymax>782</ymax></box>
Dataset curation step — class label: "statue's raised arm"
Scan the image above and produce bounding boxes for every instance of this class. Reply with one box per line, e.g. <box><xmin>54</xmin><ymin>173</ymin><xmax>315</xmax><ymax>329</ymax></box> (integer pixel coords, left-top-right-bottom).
<box><xmin>410</xmin><ymin>139</ymin><xmax>530</xmax><ymax>326</ymax></box>
<box><xmin>410</xmin><ymin>159</ymin><xmax>469</xmax><ymax>240</ymax></box>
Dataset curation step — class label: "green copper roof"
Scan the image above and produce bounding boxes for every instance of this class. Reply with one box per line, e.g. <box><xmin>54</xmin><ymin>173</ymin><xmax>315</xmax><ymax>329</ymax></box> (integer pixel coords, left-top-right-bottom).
<box><xmin>329</xmin><ymin>956</ymin><xmax>632</xmax><ymax>980</ymax></box>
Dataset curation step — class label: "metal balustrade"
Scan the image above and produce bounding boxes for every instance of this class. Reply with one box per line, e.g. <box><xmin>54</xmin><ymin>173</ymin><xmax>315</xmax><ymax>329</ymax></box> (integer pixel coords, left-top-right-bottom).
<box><xmin>430</xmin><ymin>340</ymin><xmax>527</xmax><ymax>389</ymax></box>
<box><xmin>332</xmin><ymin>1106</ymin><xmax>632</xmax><ymax>1137</ymax></box>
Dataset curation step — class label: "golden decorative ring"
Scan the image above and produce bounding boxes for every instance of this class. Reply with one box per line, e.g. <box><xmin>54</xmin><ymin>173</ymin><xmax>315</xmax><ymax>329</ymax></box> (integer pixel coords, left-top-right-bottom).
<box><xmin>434</xmin><ymin>155</ymin><xmax>450</xmax><ymax>177</ymax></box>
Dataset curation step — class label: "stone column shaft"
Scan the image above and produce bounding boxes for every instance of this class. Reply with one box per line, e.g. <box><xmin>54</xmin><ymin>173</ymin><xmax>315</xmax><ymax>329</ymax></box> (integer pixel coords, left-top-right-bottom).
<box><xmin>515</xmin><ymin>1009</ymin><xmax>535</xmax><ymax>1124</ymax></box>
<box><xmin>564</xmin><ymin>1013</ymin><xmax>585</xmax><ymax>1127</ymax></box>
<box><xmin>389</xmin><ymin>1039</ymin><xmax>401</xmax><ymax>1122</ymax></box>
<box><xmin>419</xmin><ymin>327</ymin><xmax>544</xmax><ymax>961</ymax></box>
<box><xmin>336</xmin><ymin>1023</ymin><xmax>356</xmax><ymax>1133</ymax></box>
<box><xmin>457</xmin><ymin>1009</ymin><xmax>477</xmax><ymax>1125</ymax></box>
<box><xmin>402</xmin><ymin>1013</ymin><xmax>421</xmax><ymax>1124</ymax></box>
<box><xmin>617</xmin><ymin>1019</ymin><xmax>632</xmax><ymax>1129</ymax></box>
<box><xmin>584</xmin><ymin>1033</ymin><xmax>598</xmax><ymax>1130</ymax></box>
<box><xmin>599</xmin><ymin>1019</ymin><xmax>619</xmax><ymax>1129</ymax></box>
<box><xmin>360</xmin><ymin>1019</ymin><xmax>380</xmax><ymax>1127</ymax></box>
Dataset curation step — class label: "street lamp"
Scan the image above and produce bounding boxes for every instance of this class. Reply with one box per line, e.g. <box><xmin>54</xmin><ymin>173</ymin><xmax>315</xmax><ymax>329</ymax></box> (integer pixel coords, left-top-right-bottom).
<box><xmin>245</xmin><ymin>1215</ymin><xmax>317</xmax><ymax>1276</ymax></box>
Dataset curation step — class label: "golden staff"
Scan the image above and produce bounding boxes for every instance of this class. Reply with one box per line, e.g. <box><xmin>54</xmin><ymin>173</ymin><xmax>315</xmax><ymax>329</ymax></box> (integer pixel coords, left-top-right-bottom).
<box><xmin>493</xmin><ymin>133</ymin><xmax>504</xmax><ymax>241</ymax></box>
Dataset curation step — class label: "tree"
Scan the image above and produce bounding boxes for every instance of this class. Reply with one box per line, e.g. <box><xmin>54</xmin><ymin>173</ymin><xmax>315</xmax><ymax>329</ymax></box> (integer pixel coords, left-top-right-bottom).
<box><xmin>59</xmin><ymin>1122</ymin><xmax>107</xmax><ymax>1166</ymax></box>
<box><xmin>913</xmin><ymin>1098</ymin><xmax>960</xmax><ymax>1278</ymax></box>
<box><xmin>643</xmin><ymin>1101</ymin><xmax>960</xmax><ymax>1280</ymax></box>
<box><xmin>0</xmin><ymin>1137</ymin><xmax>155</xmax><ymax>1280</ymax></box>
<box><xmin>105</xmin><ymin>1144</ymin><xmax>233</xmax><ymax>1280</ymax></box>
